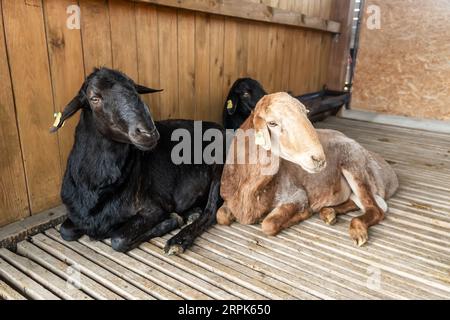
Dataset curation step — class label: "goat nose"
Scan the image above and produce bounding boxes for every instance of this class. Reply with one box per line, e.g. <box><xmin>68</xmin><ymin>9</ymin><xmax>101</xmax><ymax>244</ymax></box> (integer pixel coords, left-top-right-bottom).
<box><xmin>311</xmin><ymin>155</ymin><xmax>326</xmax><ymax>168</ymax></box>
<box><xmin>135</xmin><ymin>127</ymin><xmax>153</xmax><ymax>137</ymax></box>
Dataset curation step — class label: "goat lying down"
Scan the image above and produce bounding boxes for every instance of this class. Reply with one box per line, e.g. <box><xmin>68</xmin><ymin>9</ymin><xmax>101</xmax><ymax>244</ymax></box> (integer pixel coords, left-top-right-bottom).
<box><xmin>217</xmin><ymin>93</ymin><xmax>398</xmax><ymax>246</ymax></box>
<box><xmin>52</xmin><ymin>68</ymin><xmax>223</xmax><ymax>254</ymax></box>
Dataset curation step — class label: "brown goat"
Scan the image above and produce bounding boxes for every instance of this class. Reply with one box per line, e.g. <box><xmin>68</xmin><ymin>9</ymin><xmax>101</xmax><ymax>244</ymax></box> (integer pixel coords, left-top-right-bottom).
<box><xmin>217</xmin><ymin>93</ymin><xmax>398</xmax><ymax>246</ymax></box>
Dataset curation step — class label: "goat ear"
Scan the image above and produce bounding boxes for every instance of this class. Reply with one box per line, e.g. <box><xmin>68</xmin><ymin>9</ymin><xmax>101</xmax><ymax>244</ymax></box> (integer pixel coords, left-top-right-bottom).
<box><xmin>225</xmin><ymin>92</ymin><xmax>239</xmax><ymax>115</ymax></box>
<box><xmin>253</xmin><ymin>116</ymin><xmax>271</xmax><ymax>150</ymax></box>
<box><xmin>50</xmin><ymin>94</ymin><xmax>84</xmax><ymax>133</ymax></box>
<box><xmin>134</xmin><ymin>84</ymin><xmax>163</xmax><ymax>94</ymax></box>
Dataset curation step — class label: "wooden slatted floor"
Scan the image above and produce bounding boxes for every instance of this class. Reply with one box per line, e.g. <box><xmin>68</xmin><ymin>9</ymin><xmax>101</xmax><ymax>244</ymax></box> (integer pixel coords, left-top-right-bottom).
<box><xmin>0</xmin><ymin>117</ymin><xmax>449</xmax><ymax>300</ymax></box>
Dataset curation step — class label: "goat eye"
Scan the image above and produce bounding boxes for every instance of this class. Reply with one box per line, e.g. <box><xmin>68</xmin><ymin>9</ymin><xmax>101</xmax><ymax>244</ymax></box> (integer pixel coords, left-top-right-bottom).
<box><xmin>267</xmin><ymin>121</ymin><xmax>278</xmax><ymax>127</ymax></box>
<box><xmin>90</xmin><ymin>96</ymin><xmax>100</xmax><ymax>104</ymax></box>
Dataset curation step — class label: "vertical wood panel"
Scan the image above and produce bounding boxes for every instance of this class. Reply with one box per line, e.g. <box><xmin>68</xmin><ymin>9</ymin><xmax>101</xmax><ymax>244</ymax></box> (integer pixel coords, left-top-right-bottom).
<box><xmin>109</xmin><ymin>0</ymin><xmax>138</xmax><ymax>79</ymax></box>
<box><xmin>177</xmin><ymin>10</ymin><xmax>195</xmax><ymax>119</ymax></box>
<box><xmin>209</xmin><ymin>15</ymin><xmax>225</xmax><ymax>123</ymax></box>
<box><xmin>2</xmin><ymin>0</ymin><xmax>62</xmax><ymax>213</ymax></box>
<box><xmin>0</xmin><ymin>0</ymin><xmax>29</xmax><ymax>226</ymax></box>
<box><xmin>158</xmin><ymin>7</ymin><xmax>178</xmax><ymax>119</ymax></box>
<box><xmin>0</xmin><ymin>0</ymin><xmax>336</xmax><ymax>225</ymax></box>
<box><xmin>194</xmin><ymin>13</ymin><xmax>210</xmax><ymax>120</ymax></box>
<box><xmin>43</xmin><ymin>0</ymin><xmax>85</xmax><ymax>175</ymax></box>
<box><xmin>79</xmin><ymin>0</ymin><xmax>113</xmax><ymax>72</ymax></box>
<box><xmin>135</xmin><ymin>3</ymin><xmax>161</xmax><ymax>120</ymax></box>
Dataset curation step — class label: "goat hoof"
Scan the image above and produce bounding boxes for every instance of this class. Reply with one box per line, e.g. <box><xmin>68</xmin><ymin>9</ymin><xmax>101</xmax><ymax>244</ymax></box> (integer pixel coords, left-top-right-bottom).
<box><xmin>186</xmin><ymin>212</ymin><xmax>201</xmax><ymax>225</ymax></box>
<box><xmin>170</xmin><ymin>212</ymin><xmax>184</xmax><ymax>227</ymax></box>
<box><xmin>320</xmin><ymin>208</ymin><xmax>337</xmax><ymax>225</ymax></box>
<box><xmin>165</xmin><ymin>244</ymin><xmax>184</xmax><ymax>256</ymax></box>
<box><xmin>111</xmin><ymin>237</ymin><xmax>130</xmax><ymax>253</ymax></box>
<box><xmin>349</xmin><ymin>218</ymin><xmax>368</xmax><ymax>247</ymax></box>
<box><xmin>60</xmin><ymin>219</ymin><xmax>84</xmax><ymax>241</ymax></box>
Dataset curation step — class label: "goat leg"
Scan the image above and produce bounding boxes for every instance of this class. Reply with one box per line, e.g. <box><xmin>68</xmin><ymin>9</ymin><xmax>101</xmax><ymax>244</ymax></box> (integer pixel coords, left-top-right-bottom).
<box><xmin>110</xmin><ymin>210</ymin><xmax>168</xmax><ymax>252</ymax></box>
<box><xmin>60</xmin><ymin>217</ymin><xmax>84</xmax><ymax>241</ymax></box>
<box><xmin>165</xmin><ymin>167</ymin><xmax>222</xmax><ymax>255</ymax></box>
<box><xmin>261</xmin><ymin>203</ymin><xmax>311</xmax><ymax>236</ymax></box>
<box><xmin>319</xmin><ymin>199</ymin><xmax>359</xmax><ymax>225</ymax></box>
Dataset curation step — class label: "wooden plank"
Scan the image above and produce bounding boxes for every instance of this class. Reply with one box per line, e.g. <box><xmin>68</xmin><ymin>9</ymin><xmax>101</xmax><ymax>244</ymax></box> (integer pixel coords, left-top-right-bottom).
<box><xmin>138</xmin><ymin>241</ymin><xmax>266</xmax><ymax>299</ymax></box>
<box><xmin>135</xmin><ymin>3</ymin><xmax>162</xmax><ymax>120</ymax></box>
<box><xmin>47</xmin><ymin>227</ymin><xmax>181</xmax><ymax>299</ymax></box>
<box><xmin>17</xmin><ymin>240</ymin><xmax>122</xmax><ymax>300</ymax></box>
<box><xmin>2</xmin><ymin>0</ymin><xmax>62</xmax><ymax>213</ymax></box>
<box><xmin>0</xmin><ymin>257</ymin><xmax>59</xmax><ymax>300</ymax></box>
<box><xmin>72</xmin><ymin>236</ymin><xmax>212</xmax><ymax>299</ymax></box>
<box><xmin>228</xmin><ymin>224</ymin><xmax>433</xmax><ymax>299</ymax></box>
<box><xmin>0</xmin><ymin>248</ymin><xmax>91</xmax><ymax>300</ymax></box>
<box><xmin>133</xmin><ymin>0</ymin><xmax>341</xmax><ymax>33</ymax></box>
<box><xmin>0</xmin><ymin>0</ymin><xmax>29</xmax><ymax>227</ymax></box>
<box><xmin>158</xmin><ymin>7</ymin><xmax>179</xmax><ymax>119</ymax></box>
<box><xmin>209</xmin><ymin>15</ymin><xmax>225</xmax><ymax>123</ymax></box>
<box><xmin>194</xmin><ymin>12</ymin><xmax>211</xmax><ymax>120</ymax></box>
<box><xmin>43</xmin><ymin>0</ymin><xmax>85</xmax><ymax>175</ymax></box>
<box><xmin>153</xmin><ymin>236</ymin><xmax>314</xmax><ymax>299</ymax></box>
<box><xmin>109</xmin><ymin>0</ymin><xmax>138</xmax><ymax>79</ymax></box>
<box><xmin>0</xmin><ymin>279</ymin><xmax>26</xmax><ymax>300</ymax></box>
<box><xmin>31</xmin><ymin>233</ymin><xmax>154</xmax><ymax>299</ymax></box>
<box><xmin>0</xmin><ymin>205</ymin><xmax>65</xmax><ymax>249</ymax></box>
<box><xmin>176</xmin><ymin>10</ymin><xmax>196</xmax><ymax>120</ymax></box>
<box><xmin>79</xmin><ymin>0</ymin><xmax>113</xmax><ymax>72</ymax></box>
<box><xmin>326</xmin><ymin>0</ymin><xmax>355</xmax><ymax>90</ymax></box>
<box><xmin>222</xmin><ymin>18</ymin><xmax>238</xmax><ymax>102</ymax></box>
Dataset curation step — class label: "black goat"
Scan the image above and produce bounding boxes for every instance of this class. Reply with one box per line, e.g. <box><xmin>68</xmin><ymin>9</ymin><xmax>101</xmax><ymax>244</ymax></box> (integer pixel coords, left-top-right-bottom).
<box><xmin>223</xmin><ymin>78</ymin><xmax>350</xmax><ymax>129</ymax></box>
<box><xmin>223</xmin><ymin>78</ymin><xmax>267</xmax><ymax>130</ymax></box>
<box><xmin>52</xmin><ymin>68</ymin><xmax>223</xmax><ymax>254</ymax></box>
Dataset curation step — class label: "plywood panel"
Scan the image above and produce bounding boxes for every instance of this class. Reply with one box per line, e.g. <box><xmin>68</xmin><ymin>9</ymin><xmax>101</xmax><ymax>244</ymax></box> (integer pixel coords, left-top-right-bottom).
<box><xmin>43</xmin><ymin>0</ymin><xmax>85</xmax><ymax>175</ymax></box>
<box><xmin>2</xmin><ymin>0</ymin><xmax>62</xmax><ymax>213</ymax></box>
<box><xmin>209</xmin><ymin>15</ymin><xmax>225</xmax><ymax>123</ymax></box>
<box><xmin>352</xmin><ymin>0</ymin><xmax>450</xmax><ymax>121</ymax></box>
<box><xmin>0</xmin><ymin>0</ymin><xmax>29</xmax><ymax>226</ymax></box>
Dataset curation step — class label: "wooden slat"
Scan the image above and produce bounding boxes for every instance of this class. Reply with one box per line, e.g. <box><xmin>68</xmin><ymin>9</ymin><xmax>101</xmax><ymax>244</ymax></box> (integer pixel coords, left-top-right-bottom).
<box><xmin>109</xmin><ymin>0</ymin><xmax>138</xmax><ymax>79</ymax></box>
<box><xmin>16</xmin><ymin>241</ymin><xmax>122</xmax><ymax>300</ymax></box>
<box><xmin>153</xmin><ymin>236</ymin><xmax>317</xmax><ymax>299</ymax></box>
<box><xmin>208</xmin><ymin>15</ymin><xmax>225</xmax><ymax>123</ymax></box>
<box><xmin>194</xmin><ymin>12</ymin><xmax>211</xmax><ymax>120</ymax></box>
<box><xmin>43</xmin><ymin>0</ymin><xmax>85</xmax><ymax>175</ymax></box>
<box><xmin>0</xmin><ymin>257</ymin><xmax>59</xmax><ymax>300</ymax></box>
<box><xmin>0</xmin><ymin>248</ymin><xmax>91</xmax><ymax>300</ymax></box>
<box><xmin>177</xmin><ymin>10</ymin><xmax>196</xmax><ymax>120</ymax></box>
<box><xmin>134</xmin><ymin>0</ymin><xmax>341</xmax><ymax>33</ymax></box>
<box><xmin>158</xmin><ymin>7</ymin><xmax>179</xmax><ymax>119</ymax></box>
<box><xmin>0</xmin><ymin>0</ymin><xmax>29</xmax><ymax>227</ymax></box>
<box><xmin>79</xmin><ymin>0</ymin><xmax>113</xmax><ymax>72</ymax></box>
<box><xmin>31</xmin><ymin>233</ymin><xmax>154</xmax><ymax>300</ymax></box>
<box><xmin>135</xmin><ymin>3</ymin><xmax>162</xmax><ymax>120</ymax></box>
<box><xmin>0</xmin><ymin>279</ymin><xmax>26</xmax><ymax>300</ymax></box>
<box><xmin>0</xmin><ymin>205</ymin><xmax>65</xmax><ymax>248</ymax></box>
<box><xmin>2</xmin><ymin>0</ymin><xmax>62</xmax><ymax>213</ymax></box>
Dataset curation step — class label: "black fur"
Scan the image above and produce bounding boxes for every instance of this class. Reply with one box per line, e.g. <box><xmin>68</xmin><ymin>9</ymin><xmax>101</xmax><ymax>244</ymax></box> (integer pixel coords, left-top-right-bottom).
<box><xmin>223</xmin><ymin>78</ymin><xmax>267</xmax><ymax>130</ymax></box>
<box><xmin>56</xmin><ymin>68</ymin><xmax>223</xmax><ymax>254</ymax></box>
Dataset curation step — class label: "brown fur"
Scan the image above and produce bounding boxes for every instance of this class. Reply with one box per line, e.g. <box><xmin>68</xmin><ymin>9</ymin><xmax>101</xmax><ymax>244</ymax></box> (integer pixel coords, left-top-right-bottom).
<box><xmin>218</xmin><ymin>93</ymin><xmax>399</xmax><ymax>246</ymax></box>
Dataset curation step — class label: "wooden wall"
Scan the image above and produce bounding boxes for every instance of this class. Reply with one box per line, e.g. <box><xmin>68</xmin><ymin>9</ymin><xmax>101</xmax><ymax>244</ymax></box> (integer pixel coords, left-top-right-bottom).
<box><xmin>0</xmin><ymin>0</ymin><xmax>337</xmax><ymax>226</ymax></box>
<box><xmin>352</xmin><ymin>0</ymin><xmax>450</xmax><ymax>121</ymax></box>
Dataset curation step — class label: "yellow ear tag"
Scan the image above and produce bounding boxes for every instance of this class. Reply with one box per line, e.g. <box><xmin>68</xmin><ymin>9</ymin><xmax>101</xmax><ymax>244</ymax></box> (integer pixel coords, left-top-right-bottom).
<box><xmin>53</xmin><ymin>112</ymin><xmax>64</xmax><ymax>128</ymax></box>
<box><xmin>226</xmin><ymin>100</ymin><xmax>233</xmax><ymax>110</ymax></box>
<box><xmin>255</xmin><ymin>131</ymin><xmax>265</xmax><ymax>146</ymax></box>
